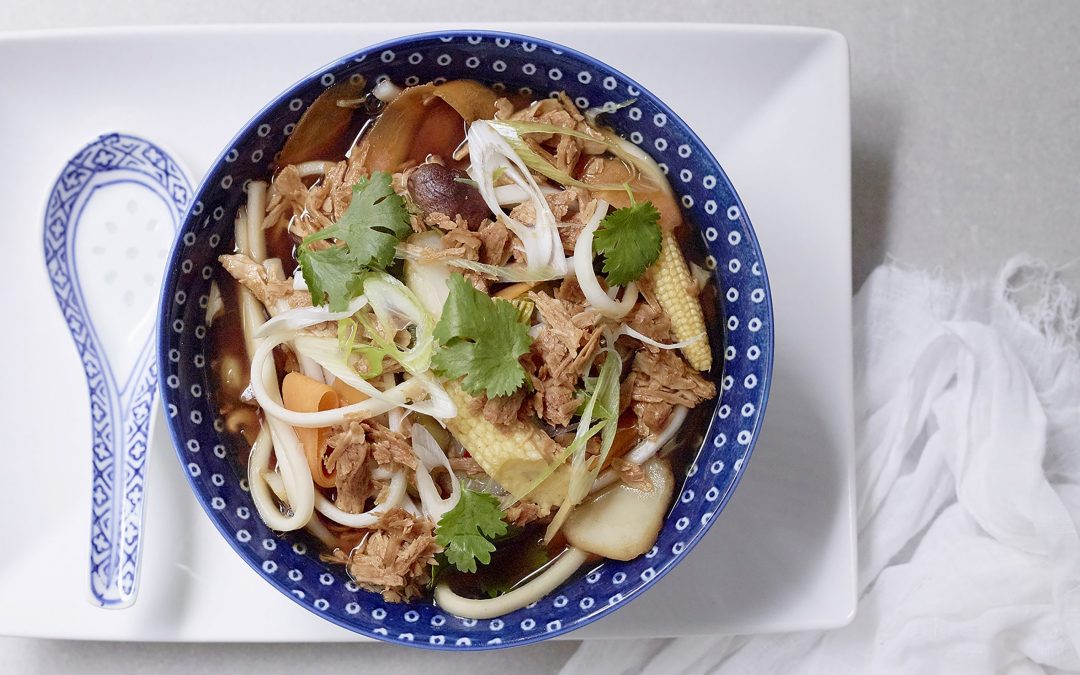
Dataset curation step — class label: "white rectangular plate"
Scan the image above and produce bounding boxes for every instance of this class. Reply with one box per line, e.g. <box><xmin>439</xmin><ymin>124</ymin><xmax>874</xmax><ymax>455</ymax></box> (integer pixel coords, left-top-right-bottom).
<box><xmin>0</xmin><ymin>22</ymin><xmax>854</xmax><ymax>641</ymax></box>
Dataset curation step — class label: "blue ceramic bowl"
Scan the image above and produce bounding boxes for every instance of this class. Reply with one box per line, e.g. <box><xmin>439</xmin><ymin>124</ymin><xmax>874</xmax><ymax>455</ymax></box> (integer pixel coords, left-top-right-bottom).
<box><xmin>158</xmin><ymin>30</ymin><xmax>774</xmax><ymax>650</ymax></box>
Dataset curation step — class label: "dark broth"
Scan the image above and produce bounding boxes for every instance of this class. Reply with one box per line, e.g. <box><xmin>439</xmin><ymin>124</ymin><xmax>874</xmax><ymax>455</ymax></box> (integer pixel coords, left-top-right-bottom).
<box><xmin>209</xmin><ymin>270</ymin><xmax>261</xmax><ymax>457</ymax></box>
<box><xmin>443</xmin><ymin>530</ymin><xmax>569</xmax><ymax>600</ymax></box>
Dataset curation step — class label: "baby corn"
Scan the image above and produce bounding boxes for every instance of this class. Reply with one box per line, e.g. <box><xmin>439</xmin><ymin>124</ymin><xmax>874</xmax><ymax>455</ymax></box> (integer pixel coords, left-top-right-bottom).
<box><xmin>650</xmin><ymin>230</ymin><xmax>712</xmax><ymax>371</ymax></box>
<box><xmin>443</xmin><ymin>381</ymin><xmax>569</xmax><ymax>508</ymax></box>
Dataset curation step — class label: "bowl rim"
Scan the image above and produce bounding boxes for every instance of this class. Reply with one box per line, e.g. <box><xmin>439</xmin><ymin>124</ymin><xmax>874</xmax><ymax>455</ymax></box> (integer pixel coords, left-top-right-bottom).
<box><xmin>157</xmin><ymin>27</ymin><xmax>775</xmax><ymax>650</ymax></box>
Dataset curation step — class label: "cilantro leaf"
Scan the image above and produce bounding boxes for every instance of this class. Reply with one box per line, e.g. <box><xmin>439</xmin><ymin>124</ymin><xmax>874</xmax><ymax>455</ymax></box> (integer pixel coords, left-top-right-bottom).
<box><xmin>593</xmin><ymin>201</ymin><xmax>663</xmax><ymax>286</ymax></box>
<box><xmin>304</xmin><ymin>172</ymin><xmax>411</xmax><ymax>269</ymax></box>
<box><xmin>432</xmin><ymin>274</ymin><xmax>532</xmax><ymax>398</ymax></box>
<box><xmin>299</xmin><ymin>171</ymin><xmax>409</xmax><ymax>309</ymax></box>
<box><xmin>435</xmin><ymin>489</ymin><xmax>508</xmax><ymax>573</ymax></box>
<box><xmin>298</xmin><ymin>245</ymin><xmax>365</xmax><ymax>311</ymax></box>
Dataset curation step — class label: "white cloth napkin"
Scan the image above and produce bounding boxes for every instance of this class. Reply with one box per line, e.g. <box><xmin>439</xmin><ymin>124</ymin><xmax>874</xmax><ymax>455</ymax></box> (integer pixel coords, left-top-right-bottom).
<box><xmin>560</xmin><ymin>256</ymin><xmax>1080</xmax><ymax>674</ymax></box>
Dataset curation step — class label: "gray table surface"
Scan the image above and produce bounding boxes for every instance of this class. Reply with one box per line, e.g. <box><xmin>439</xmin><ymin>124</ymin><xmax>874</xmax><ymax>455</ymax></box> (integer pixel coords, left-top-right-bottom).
<box><xmin>3</xmin><ymin>1</ymin><xmax>1078</xmax><ymax>673</ymax></box>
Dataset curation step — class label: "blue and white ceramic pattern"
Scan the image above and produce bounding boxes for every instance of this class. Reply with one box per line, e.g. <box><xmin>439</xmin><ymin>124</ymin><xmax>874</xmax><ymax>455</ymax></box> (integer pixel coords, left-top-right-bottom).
<box><xmin>158</xmin><ymin>31</ymin><xmax>774</xmax><ymax>648</ymax></box>
<box><xmin>45</xmin><ymin>132</ymin><xmax>193</xmax><ymax>607</ymax></box>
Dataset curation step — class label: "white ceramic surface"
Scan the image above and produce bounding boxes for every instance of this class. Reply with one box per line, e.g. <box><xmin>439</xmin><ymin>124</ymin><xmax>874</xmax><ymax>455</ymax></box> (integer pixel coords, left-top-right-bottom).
<box><xmin>0</xmin><ymin>22</ymin><xmax>853</xmax><ymax>641</ymax></box>
<box><xmin>75</xmin><ymin>182</ymin><xmax>174</xmax><ymax>378</ymax></box>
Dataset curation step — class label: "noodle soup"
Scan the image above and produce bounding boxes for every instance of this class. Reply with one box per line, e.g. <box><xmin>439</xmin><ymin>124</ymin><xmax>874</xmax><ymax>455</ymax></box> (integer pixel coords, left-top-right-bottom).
<box><xmin>206</xmin><ymin>76</ymin><xmax>720</xmax><ymax>617</ymax></box>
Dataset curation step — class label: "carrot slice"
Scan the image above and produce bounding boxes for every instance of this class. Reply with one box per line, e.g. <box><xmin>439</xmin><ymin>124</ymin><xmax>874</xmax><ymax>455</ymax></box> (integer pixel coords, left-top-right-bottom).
<box><xmin>328</xmin><ymin>376</ymin><xmax>368</xmax><ymax>406</ymax></box>
<box><xmin>282</xmin><ymin>372</ymin><xmax>340</xmax><ymax>488</ymax></box>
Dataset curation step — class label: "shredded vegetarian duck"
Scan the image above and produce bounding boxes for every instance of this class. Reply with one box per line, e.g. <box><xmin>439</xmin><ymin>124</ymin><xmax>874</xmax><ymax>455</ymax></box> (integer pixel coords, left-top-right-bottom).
<box><xmin>327</xmin><ymin>508</ymin><xmax>440</xmax><ymax>602</ymax></box>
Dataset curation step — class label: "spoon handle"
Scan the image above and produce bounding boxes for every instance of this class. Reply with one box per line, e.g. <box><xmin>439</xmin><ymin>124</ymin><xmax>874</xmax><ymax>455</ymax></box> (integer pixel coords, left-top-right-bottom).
<box><xmin>110</xmin><ymin>347</ymin><xmax>160</xmax><ymax>607</ymax></box>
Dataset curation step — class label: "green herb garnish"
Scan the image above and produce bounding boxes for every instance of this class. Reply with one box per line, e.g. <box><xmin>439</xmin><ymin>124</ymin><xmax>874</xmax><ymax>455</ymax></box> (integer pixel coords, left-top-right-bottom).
<box><xmin>298</xmin><ymin>246</ymin><xmax>366</xmax><ymax>312</ymax></box>
<box><xmin>435</xmin><ymin>489</ymin><xmax>509</xmax><ymax>574</ymax></box>
<box><xmin>592</xmin><ymin>201</ymin><xmax>663</xmax><ymax>286</ymax></box>
<box><xmin>298</xmin><ymin>172</ymin><xmax>409</xmax><ymax>310</ymax></box>
<box><xmin>431</xmin><ymin>274</ymin><xmax>533</xmax><ymax>398</ymax></box>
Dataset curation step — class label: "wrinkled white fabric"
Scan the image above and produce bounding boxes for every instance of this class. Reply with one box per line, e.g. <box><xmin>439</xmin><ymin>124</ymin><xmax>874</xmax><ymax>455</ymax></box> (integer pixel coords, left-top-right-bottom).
<box><xmin>561</xmin><ymin>256</ymin><xmax>1080</xmax><ymax>674</ymax></box>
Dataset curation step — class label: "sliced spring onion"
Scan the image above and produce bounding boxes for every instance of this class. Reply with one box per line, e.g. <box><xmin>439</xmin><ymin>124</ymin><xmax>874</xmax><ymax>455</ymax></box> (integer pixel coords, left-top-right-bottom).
<box><xmin>254</xmin><ymin>295</ymin><xmax>368</xmax><ymax>340</ymax></box>
<box><xmin>490</xmin><ymin>120</ymin><xmax>683</xmax><ymax>222</ymax></box>
<box><xmin>598</xmin><ymin>128</ymin><xmax>673</xmax><ymax>198</ymax></box>
<box><xmin>403</xmin><ymin>231</ymin><xmax>453</xmax><ymax>319</ymax></box>
<box><xmin>485</xmin><ymin>120</ymin><xmax>628</xmax><ymax>191</ymax></box>
<box><xmin>397</xmin><ymin>242</ymin><xmax>564</xmax><ymax>283</ymax></box>
<box><xmin>293</xmin><ymin>335</ymin><xmax>456</xmax><ymax>421</ymax></box>
<box><xmin>296</xmin><ymin>352</ymin><xmax>326</xmax><ymax>384</ymax></box>
<box><xmin>264</xmin><ymin>467</ymin><xmax>407</xmax><ymax>529</ymax></box>
<box><xmin>446</xmin><ymin>257</ymin><xmax>564</xmax><ymax>283</ymax></box>
<box><xmin>360</xmin><ymin>271</ymin><xmax>438</xmax><ymax>375</ymax></box>
<box><xmin>493</xmin><ymin>182</ymin><xmax>560</xmax><ymax>206</ymax></box>
<box><xmin>400</xmin><ymin>494</ymin><xmax>424</xmax><ymax>518</ymax></box>
<box><xmin>584</xmin><ymin>98</ymin><xmax>637</xmax><ymax>126</ymax></box>
<box><xmin>501</xmin><ymin>339</ymin><xmax>622</xmax><ymax>514</ymax></box>
<box><xmin>411</xmin><ymin>423</ymin><xmax>462</xmax><ymax>524</ymax></box>
<box><xmin>545</xmin><ymin>343</ymin><xmax>622</xmax><ymax>541</ymax></box>
<box><xmin>500</xmin><ymin>419</ymin><xmax>605</xmax><ymax>510</ymax></box>
<box><xmin>465</xmin><ymin>120</ymin><xmax>567</xmax><ymax>276</ymax></box>
<box><xmin>249</xmin><ymin>332</ymin><xmax>453</xmax><ymax>426</ymax></box>
<box><xmin>616</xmin><ymin>324</ymin><xmax>705</xmax><ymax>350</ymax></box>
<box><xmin>321</xmin><ymin>471</ymin><xmax>406</xmax><ymax>528</ymax></box>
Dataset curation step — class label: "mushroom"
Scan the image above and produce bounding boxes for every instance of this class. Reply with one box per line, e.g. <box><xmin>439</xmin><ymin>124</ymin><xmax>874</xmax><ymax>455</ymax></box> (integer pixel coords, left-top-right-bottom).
<box><xmin>407</xmin><ymin>162</ymin><xmax>490</xmax><ymax>228</ymax></box>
